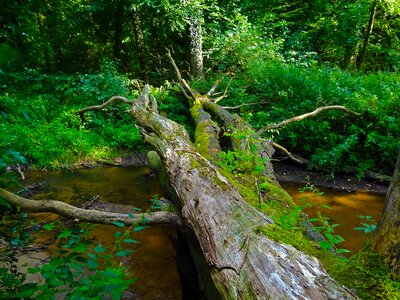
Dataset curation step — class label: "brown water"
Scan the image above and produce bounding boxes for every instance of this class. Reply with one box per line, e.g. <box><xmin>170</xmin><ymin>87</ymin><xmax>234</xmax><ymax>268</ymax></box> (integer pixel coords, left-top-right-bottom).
<box><xmin>280</xmin><ymin>182</ymin><xmax>386</xmax><ymax>254</ymax></box>
<box><xmin>23</xmin><ymin>166</ymin><xmax>181</xmax><ymax>300</ymax></box>
<box><xmin>21</xmin><ymin>166</ymin><xmax>387</xmax><ymax>298</ymax></box>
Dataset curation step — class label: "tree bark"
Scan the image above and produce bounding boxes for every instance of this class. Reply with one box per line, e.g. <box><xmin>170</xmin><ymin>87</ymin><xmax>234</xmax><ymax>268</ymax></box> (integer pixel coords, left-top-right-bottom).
<box><xmin>113</xmin><ymin>1</ymin><xmax>124</xmax><ymax>59</ymax></box>
<box><xmin>373</xmin><ymin>152</ymin><xmax>400</xmax><ymax>278</ymax></box>
<box><xmin>358</xmin><ymin>0</ymin><xmax>378</xmax><ymax>69</ymax></box>
<box><xmin>125</xmin><ymin>85</ymin><xmax>357</xmax><ymax>299</ymax></box>
<box><xmin>0</xmin><ymin>187</ymin><xmax>183</xmax><ymax>228</ymax></box>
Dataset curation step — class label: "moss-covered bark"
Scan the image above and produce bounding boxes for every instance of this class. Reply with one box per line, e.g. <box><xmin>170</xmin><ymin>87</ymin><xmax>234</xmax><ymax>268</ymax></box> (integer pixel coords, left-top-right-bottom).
<box><xmin>373</xmin><ymin>153</ymin><xmax>400</xmax><ymax>278</ymax></box>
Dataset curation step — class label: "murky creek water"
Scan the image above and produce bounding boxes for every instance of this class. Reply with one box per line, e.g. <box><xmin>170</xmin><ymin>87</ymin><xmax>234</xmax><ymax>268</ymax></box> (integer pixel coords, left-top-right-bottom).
<box><xmin>280</xmin><ymin>182</ymin><xmax>386</xmax><ymax>254</ymax></box>
<box><xmin>20</xmin><ymin>166</ymin><xmax>386</xmax><ymax>298</ymax></box>
<box><xmin>22</xmin><ymin>166</ymin><xmax>181</xmax><ymax>300</ymax></box>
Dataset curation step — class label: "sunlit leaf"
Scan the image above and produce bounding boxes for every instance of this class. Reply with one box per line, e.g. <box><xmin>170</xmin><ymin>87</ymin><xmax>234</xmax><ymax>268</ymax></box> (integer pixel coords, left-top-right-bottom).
<box><xmin>133</xmin><ymin>225</ymin><xmax>149</xmax><ymax>232</ymax></box>
<box><xmin>111</xmin><ymin>221</ymin><xmax>125</xmax><ymax>227</ymax></box>
<box><xmin>116</xmin><ymin>250</ymin><xmax>134</xmax><ymax>257</ymax></box>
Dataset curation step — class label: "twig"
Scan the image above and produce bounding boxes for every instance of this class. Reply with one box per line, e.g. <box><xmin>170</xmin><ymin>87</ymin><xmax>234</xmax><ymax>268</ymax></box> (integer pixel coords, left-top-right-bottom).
<box><xmin>273</xmin><ymin>142</ymin><xmax>309</xmax><ymax>165</ymax></box>
<box><xmin>222</xmin><ymin>100</ymin><xmax>269</xmax><ymax>110</ymax></box>
<box><xmin>207</xmin><ymin>80</ymin><xmax>221</xmax><ymax>96</ymax></box>
<box><xmin>212</xmin><ymin>78</ymin><xmax>232</xmax><ymax>103</ymax></box>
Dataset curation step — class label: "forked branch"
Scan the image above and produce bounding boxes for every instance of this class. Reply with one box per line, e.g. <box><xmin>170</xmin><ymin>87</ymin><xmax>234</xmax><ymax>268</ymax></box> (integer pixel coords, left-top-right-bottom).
<box><xmin>257</xmin><ymin>105</ymin><xmax>360</xmax><ymax>135</ymax></box>
<box><xmin>0</xmin><ymin>188</ymin><xmax>183</xmax><ymax>227</ymax></box>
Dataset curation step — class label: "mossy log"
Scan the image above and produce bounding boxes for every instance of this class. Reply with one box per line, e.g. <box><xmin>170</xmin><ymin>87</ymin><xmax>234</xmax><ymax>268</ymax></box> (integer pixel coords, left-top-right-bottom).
<box><xmin>127</xmin><ymin>85</ymin><xmax>357</xmax><ymax>299</ymax></box>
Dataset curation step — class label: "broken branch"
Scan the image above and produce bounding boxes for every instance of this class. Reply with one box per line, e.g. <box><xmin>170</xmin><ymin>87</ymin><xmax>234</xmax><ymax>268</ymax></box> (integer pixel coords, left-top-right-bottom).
<box><xmin>78</xmin><ymin>96</ymin><xmax>133</xmax><ymax>122</ymax></box>
<box><xmin>257</xmin><ymin>105</ymin><xmax>360</xmax><ymax>135</ymax></box>
<box><xmin>0</xmin><ymin>188</ymin><xmax>183</xmax><ymax>228</ymax></box>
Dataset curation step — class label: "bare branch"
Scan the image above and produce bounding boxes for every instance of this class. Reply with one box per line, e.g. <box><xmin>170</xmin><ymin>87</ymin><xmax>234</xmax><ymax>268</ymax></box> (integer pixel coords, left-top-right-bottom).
<box><xmin>272</xmin><ymin>142</ymin><xmax>309</xmax><ymax>165</ymax></box>
<box><xmin>207</xmin><ymin>79</ymin><xmax>221</xmax><ymax>96</ymax></box>
<box><xmin>0</xmin><ymin>188</ymin><xmax>183</xmax><ymax>228</ymax></box>
<box><xmin>212</xmin><ymin>78</ymin><xmax>232</xmax><ymax>103</ymax></box>
<box><xmin>222</xmin><ymin>100</ymin><xmax>269</xmax><ymax>110</ymax></box>
<box><xmin>78</xmin><ymin>96</ymin><xmax>133</xmax><ymax>122</ymax></box>
<box><xmin>166</xmin><ymin>49</ymin><xmax>197</xmax><ymax>99</ymax></box>
<box><xmin>258</xmin><ymin>105</ymin><xmax>360</xmax><ymax>135</ymax></box>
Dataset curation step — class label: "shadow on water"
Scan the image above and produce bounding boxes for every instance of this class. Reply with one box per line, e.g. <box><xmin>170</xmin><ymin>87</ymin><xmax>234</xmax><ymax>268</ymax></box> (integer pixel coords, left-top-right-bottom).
<box><xmin>23</xmin><ymin>166</ymin><xmax>181</xmax><ymax>300</ymax></box>
<box><xmin>280</xmin><ymin>182</ymin><xmax>386</xmax><ymax>254</ymax></box>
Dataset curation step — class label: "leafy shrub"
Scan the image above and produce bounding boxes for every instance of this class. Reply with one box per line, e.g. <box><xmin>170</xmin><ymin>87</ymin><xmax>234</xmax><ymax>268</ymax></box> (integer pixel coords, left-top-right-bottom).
<box><xmin>239</xmin><ymin>59</ymin><xmax>400</xmax><ymax>175</ymax></box>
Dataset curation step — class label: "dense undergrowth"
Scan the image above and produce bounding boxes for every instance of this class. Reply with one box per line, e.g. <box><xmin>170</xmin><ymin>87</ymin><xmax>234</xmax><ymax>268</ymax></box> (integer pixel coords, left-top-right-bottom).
<box><xmin>1</xmin><ymin>56</ymin><xmax>399</xmax><ymax>299</ymax></box>
<box><xmin>191</xmin><ymin>61</ymin><xmax>400</xmax><ymax>177</ymax></box>
<box><xmin>0</xmin><ymin>62</ymin><xmax>143</xmax><ymax>168</ymax></box>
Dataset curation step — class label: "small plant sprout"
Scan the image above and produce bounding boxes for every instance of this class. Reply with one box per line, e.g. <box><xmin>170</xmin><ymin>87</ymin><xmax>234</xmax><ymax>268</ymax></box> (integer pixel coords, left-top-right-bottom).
<box><xmin>354</xmin><ymin>215</ymin><xmax>377</xmax><ymax>234</ymax></box>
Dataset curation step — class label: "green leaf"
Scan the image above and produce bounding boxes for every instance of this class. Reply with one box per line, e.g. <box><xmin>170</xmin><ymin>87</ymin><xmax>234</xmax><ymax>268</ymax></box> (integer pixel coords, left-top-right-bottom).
<box><xmin>94</xmin><ymin>243</ymin><xmax>106</xmax><ymax>253</ymax></box>
<box><xmin>321</xmin><ymin>204</ymin><xmax>331</xmax><ymax>209</ymax></box>
<box><xmin>111</xmin><ymin>221</ymin><xmax>125</xmax><ymax>227</ymax></box>
<box><xmin>74</xmin><ymin>242</ymin><xmax>88</xmax><ymax>253</ymax></box>
<box><xmin>116</xmin><ymin>250</ymin><xmax>134</xmax><ymax>257</ymax></box>
<box><xmin>87</xmin><ymin>258</ymin><xmax>99</xmax><ymax>269</ymax></box>
<box><xmin>123</xmin><ymin>239</ymin><xmax>140</xmax><ymax>244</ymax></box>
<box><xmin>114</xmin><ymin>231</ymin><xmax>122</xmax><ymax>238</ymax></box>
<box><xmin>0</xmin><ymin>198</ymin><xmax>12</xmax><ymax>209</ymax></box>
<box><xmin>133</xmin><ymin>225</ymin><xmax>149</xmax><ymax>232</ymax></box>
<box><xmin>43</xmin><ymin>223</ymin><xmax>55</xmax><ymax>231</ymax></box>
<box><xmin>28</xmin><ymin>267</ymin><xmax>41</xmax><ymax>274</ymax></box>
<box><xmin>336</xmin><ymin>248</ymin><xmax>351</xmax><ymax>254</ymax></box>
<box><xmin>58</xmin><ymin>229</ymin><xmax>72</xmax><ymax>239</ymax></box>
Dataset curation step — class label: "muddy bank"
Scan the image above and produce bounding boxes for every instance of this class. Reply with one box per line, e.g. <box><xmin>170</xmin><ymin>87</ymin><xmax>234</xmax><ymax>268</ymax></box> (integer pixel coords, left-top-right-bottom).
<box><xmin>273</xmin><ymin>160</ymin><xmax>389</xmax><ymax>194</ymax></box>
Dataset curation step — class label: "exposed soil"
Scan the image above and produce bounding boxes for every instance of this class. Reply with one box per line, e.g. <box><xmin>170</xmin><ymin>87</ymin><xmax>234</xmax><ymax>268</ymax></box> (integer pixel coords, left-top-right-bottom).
<box><xmin>273</xmin><ymin>160</ymin><xmax>389</xmax><ymax>194</ymax></box>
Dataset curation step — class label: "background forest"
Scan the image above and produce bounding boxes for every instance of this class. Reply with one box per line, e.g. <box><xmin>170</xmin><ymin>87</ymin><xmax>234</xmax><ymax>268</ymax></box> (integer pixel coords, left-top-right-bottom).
<box><xmin>1</xmin><ymin>0</ymin><xmax>400</xmax><ymax>299</ymax></box>
<box><xmin>1</xmin><ymin>0</ymin><xmax>399</xmax><ymax>176</ymax></box>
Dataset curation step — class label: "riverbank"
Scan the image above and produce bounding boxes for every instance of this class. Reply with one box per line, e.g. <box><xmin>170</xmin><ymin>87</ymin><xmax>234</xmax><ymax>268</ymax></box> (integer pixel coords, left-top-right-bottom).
<box><xmin>272</xmin><ymin>160</ymin><xmax>389</xmax><ymax>194</ymax></box>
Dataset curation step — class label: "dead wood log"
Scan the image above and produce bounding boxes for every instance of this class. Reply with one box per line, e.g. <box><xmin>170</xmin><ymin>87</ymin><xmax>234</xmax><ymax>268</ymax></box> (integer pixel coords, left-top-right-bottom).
<box><xmin>0</xmin><ymin>188</ymin><xmax>183</xmax><ymax>227</ymax></box>
<box><xmin>126</xmin><ymin>85</ymin><xmax>357</xmax><ymax>299</ymax></box>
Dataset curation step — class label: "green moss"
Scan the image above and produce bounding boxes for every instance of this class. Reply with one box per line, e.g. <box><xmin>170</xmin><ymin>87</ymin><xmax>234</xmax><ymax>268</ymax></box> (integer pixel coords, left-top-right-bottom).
<box><xmin>330</xmin><ymin>245</ymin><xmax>400</xmax><ymax>300</ymax></box>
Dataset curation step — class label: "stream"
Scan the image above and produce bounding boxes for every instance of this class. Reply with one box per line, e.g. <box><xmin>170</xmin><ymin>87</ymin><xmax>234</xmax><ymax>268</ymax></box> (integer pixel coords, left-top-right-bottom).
<box><xmin>20</xmin><ymin>165</ymin><xmax>386</xmax><ymax>298</ymax></box>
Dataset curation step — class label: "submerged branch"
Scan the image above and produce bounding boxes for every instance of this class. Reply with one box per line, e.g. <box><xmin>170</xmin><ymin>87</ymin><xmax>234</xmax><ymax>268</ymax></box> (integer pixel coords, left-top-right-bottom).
<box><xmin>0</xmin><ymin>188</ymin><xmax>183</xmax><ymax>227</ymax></box>
<box><xmin>258</xmin><ymin>105</ymin><xmax>360</xmax><ymax>135</ymax></box>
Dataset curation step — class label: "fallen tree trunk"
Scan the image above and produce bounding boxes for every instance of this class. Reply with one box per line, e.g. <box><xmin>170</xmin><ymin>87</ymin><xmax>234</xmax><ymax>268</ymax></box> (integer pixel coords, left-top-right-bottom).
<box><xmin>1</xmin><ymin>83</ymin><xmax>359</xmax><ymax>298</ymax></box>
<box><xmin>125</xmin><ymin>85</ymin><xmax>356</xmax><ymax>299</ymax></box>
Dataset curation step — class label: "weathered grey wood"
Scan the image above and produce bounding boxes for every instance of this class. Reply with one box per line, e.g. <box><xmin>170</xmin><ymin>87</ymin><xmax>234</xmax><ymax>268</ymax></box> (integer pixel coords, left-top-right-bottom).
<box><xmin>129</xmin><ymin>85</ymin><xmax>357</xmax><ymax>299</ymax></box>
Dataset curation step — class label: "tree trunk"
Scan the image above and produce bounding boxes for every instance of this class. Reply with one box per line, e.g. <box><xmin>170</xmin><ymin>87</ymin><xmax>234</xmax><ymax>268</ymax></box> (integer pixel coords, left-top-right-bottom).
<box><xmin>188</xmin><ymin>16</ymin><xmax>204</xmax><ymax>78</ymax></box>
<box><xmin>132</xmin><ymin>8</ymin><xmax>148</xmax><ymax>80</ymax></box>
<box><xmin>126</xmin><ymin>85</ymin><xmax>357</xmax><ymax>299</ymax></box>
<box><xmin>373</xmin><ymin>152</ymin><xmax>400</xmax><ymax>278</ymax></box>
<box><xmin>358</xmin><ymin>0</ymin><xmax>378</xmax><ymax>69</ymax></box>
<box><xmin>113</xmin><ymin>1</ymin><xmax>124</xmax><ymax>59</ymax></box>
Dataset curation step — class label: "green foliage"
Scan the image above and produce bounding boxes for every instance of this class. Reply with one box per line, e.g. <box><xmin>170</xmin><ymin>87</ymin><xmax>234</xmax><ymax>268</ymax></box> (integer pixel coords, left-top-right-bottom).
<box><xmin>0</xmin><ymin>65</ymin><xmax>143</xmax><ymax>168</ymax></box>
<box><xmin>0</xmin><ymin>210</ymin><xmax>151</xmax><ymax>299</ymax></box>
<box><xmin>239</xmin><ymin>59</ymin><xmax>400</xmax><ymax>176</ymax></box>
<box><xmin>354</xmin><ymin>215</ymin><xmax>377</xmax><ymax>234</ymax></box>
